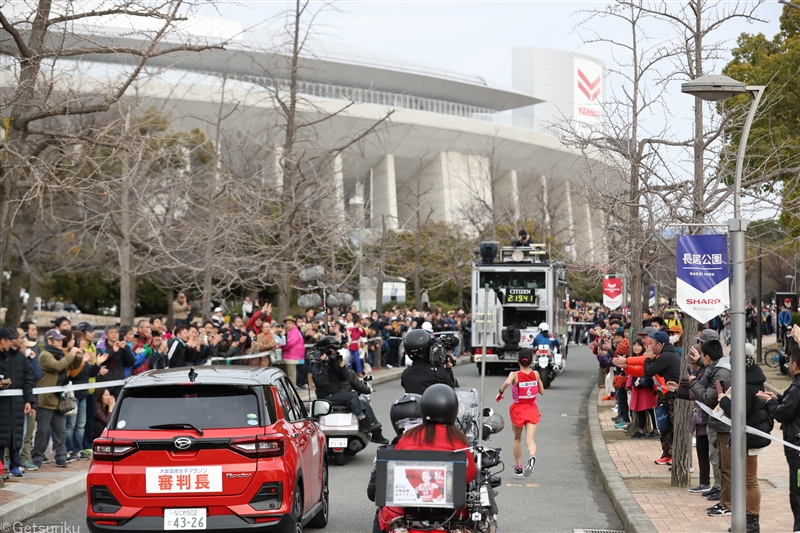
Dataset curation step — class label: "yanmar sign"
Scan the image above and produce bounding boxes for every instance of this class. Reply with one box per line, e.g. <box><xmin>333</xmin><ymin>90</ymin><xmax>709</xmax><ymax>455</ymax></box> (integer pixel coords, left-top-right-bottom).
<box><xmin>676</xmin><ymin>234</ymin><xmax>729</xmax><ymax>323</ymax></box>
<box><xmin>574</xmin><ymin>57</ymin><xmax>603</xmax><ymax>127</ymax></box>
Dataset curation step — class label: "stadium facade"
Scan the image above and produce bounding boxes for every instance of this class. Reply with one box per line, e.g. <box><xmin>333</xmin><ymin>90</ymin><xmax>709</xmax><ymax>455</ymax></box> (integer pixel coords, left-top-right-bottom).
<box><xmin>5</xmin><ymin>24</ymin><xmax>610</xmax><ymax>262</ymax></box>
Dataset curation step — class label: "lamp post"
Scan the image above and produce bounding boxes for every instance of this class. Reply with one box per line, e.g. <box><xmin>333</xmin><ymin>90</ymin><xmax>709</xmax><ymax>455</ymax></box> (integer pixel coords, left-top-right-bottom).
<box><xmin>682</xmin><ymin>74</ymin><xmax>765</xmax><ymax>533</ymax></box>
<box><xmin>349</xmin><ymin>182</ymin><xmax>365</xmax><ymax>313</ymax></box>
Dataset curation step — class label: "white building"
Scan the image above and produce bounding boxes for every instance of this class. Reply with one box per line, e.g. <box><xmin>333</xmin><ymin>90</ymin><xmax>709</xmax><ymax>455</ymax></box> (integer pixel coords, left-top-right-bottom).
<box><xmin>3</xmin><ymin>25</ymin><xmax>612</xmax><ymax>262</ymax></box>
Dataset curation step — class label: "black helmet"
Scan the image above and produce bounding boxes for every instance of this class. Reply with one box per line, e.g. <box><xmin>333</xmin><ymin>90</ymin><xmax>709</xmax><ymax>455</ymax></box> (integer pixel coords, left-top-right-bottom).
<box><xmin>315</xmin><ymin>336</ymin><xmax>341</xmax><ymax>354</ymax></box>
<box><xmin>389</xmin><ymin>393</ymin><xmax>422</xmax><ymax>435</ymax></box>
<box><xmin>421</xmin><ymin>384</ymin><xmax>459</xmax><ymax>425</ymax></box>
<box><xmin>404</xmin><ymin>329</ymin><xmax>432</xmax><ymax>360</ymax></box>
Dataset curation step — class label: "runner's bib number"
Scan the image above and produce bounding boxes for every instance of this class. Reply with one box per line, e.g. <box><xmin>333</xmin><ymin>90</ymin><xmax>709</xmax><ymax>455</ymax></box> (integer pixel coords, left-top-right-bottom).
<box><xmin>519</xmin><ymin>380</ymin><xmax>538</xmax><ymax>397</ymax></box>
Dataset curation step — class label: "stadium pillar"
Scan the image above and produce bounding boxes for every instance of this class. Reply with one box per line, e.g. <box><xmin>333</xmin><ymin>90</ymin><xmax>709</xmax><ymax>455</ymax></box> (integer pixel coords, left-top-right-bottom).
<box><xmin>371</xmin><ymin>155</ymin><xmax>398</xmax><ymax>230</ymax></box>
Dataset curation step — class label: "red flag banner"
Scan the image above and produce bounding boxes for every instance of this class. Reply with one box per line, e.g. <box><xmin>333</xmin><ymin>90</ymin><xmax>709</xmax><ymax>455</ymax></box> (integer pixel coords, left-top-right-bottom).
<box><xmin>603</xmin><ymin>278</ymin><xmax>623</xmax><ymax>310</ymax></box>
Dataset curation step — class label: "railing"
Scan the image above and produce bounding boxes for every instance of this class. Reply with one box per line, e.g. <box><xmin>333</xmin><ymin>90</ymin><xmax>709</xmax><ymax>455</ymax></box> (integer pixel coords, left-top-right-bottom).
<box><xmin>229</xmin><ymin>74</ymin><xmax>541</xmax><ymax>132</ymax></box>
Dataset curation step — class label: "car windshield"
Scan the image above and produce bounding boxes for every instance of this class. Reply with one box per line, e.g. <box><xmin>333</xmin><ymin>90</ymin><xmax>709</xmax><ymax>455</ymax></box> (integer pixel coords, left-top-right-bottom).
<box><xmin>113</xmin><ymin>384</ymin><xmax>264</xmax><ymax>430</ymax></box>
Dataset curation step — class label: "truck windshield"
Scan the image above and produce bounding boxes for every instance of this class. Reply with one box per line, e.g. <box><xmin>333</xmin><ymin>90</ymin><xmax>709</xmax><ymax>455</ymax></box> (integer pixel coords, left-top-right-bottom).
<box><xmin>503</xmin><ymin>308</ymin><xmax>547</xmax><ymax>329</ymax></box>
<box><xmin>479</xmin><ymin>271</ymin><xmax>546</xmax><ymax>290</ymax></box>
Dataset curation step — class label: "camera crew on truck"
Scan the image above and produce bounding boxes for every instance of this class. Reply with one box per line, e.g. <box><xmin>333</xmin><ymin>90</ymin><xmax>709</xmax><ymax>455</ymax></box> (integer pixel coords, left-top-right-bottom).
<box><xmin>310</xmin><ymin>336</ymin><xmax>389</xmax><ymax>444</ymax></box>
<box><xmin>400</xmin><ymin>330</ymin><xmax>457</xmax><ymax>395</ymax></box>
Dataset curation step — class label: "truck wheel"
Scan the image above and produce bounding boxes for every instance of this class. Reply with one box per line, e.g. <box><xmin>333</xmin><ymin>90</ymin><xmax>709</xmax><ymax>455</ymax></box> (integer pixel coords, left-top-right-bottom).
<box><xmin>538</xmin><ymin>369</ymin><xmax>551</xmax><ymax>389</ymax></box>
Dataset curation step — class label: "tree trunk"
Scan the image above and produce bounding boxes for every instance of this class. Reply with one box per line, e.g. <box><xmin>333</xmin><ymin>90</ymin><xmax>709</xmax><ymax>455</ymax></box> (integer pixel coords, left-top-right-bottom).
<box><xmin>277</xmin><ymin>262</ymin><xmax>291</xmax><ymax>323</ymax></box>
<box><xmin>119</xmin><ymin>174</ymin><xmax>135</xmax><ymax>326</ymax></box>
<box><xmin>166</xmin><ymin>287</ymin><xmax>175</xmax><ymax>331</ymax></box>
<box><xmin>4</xmin><ymin>257</ymin><xmax>25</xmax><ymax>327</ymax></box>
<box><xmin>25</xmin><ymin>273</ymin><xmax>39</xmax><ymax>321</ymax></box>
<box><xmin>375</xmin><ymin>216</ymin><xmax>386</xmax><ymax>312</ymax></box>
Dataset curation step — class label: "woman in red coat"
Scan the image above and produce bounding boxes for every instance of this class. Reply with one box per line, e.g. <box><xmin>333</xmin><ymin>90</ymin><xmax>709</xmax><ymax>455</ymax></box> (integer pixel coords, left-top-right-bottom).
<box><xmin>377</xmin><ymin>384</ymin><xmax>476</xmax><ymax>532</ymax></box>
<box><xmin>626</xmin><ymin>340</ymin><xmax>659</xmax><ymax>438</ymax></box>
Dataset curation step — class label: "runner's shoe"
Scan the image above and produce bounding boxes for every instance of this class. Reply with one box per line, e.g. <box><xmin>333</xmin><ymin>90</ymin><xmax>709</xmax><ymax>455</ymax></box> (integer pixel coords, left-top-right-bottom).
<box><xmin>513</xmin><ymin>465</ymin><xmax>523</xmax><ymax>477</ymax></box>
<box><xmin>523</xmin><ymin>457</ymin><xmax>536</xmax><ymax>478</ymax></box>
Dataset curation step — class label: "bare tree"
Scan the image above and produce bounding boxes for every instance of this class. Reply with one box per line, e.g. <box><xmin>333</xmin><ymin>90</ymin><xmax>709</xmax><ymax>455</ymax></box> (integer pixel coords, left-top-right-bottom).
<box><xmin>0</xmin><ymin>1</ymin><xmax>232</xmax><ymax>306</ymax></box>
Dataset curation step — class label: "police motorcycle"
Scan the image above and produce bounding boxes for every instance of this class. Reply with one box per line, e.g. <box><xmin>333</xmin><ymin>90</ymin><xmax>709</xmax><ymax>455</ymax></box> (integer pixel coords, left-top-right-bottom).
<box><xmin>374</xmin><ymin>387</ymin><xmax>505</xmax><ymax>533</ymax></box>
<box><xmin>312</xmin><ymin>336</ymin><xmax>376</xmax><ymax>465</ymax></box>
<box><xmin>533</xmin><ymin>322</ymin><xmax>564</xmax><ymax>390</ymax></box>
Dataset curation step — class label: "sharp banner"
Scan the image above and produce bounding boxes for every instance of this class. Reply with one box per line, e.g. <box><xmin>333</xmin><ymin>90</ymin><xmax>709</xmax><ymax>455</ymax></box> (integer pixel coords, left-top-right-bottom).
<box><xmin>603</xmin><ymin>278</ymin><xmax>623</xmax><ymax>310</ymax></box>
<box><xmin>676</xmin><ymin>234</ymin><xmax>729</xmax><ymax>323</ymax></box>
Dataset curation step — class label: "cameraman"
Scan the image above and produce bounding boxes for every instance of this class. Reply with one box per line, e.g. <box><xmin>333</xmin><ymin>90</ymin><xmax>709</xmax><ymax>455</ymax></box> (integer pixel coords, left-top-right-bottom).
<box><xmin>400</xmin><ymin>330</ymin><xmax>457</xmax><ymax>395</ymax></box>
<box><xmin>310</xmin><ymin>337</ymin><xmax>389</xmax><ymax>444</ymax></box>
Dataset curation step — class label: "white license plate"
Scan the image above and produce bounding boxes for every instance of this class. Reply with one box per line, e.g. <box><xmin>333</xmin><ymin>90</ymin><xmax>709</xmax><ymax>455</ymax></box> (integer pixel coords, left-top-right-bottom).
<box><xmin>329</xmin><ymin>437</ymin><xmax>348</xmax><ymax>449</ymax></box>
<box><xmin>164</xmin><ymin>508</ymin><xmax>206</xmax><ymax>530</ymax></box>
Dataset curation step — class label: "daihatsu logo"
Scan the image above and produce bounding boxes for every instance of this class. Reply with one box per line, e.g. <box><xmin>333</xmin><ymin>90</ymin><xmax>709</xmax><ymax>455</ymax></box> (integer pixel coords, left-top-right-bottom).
<box><xmin>226</xmin><ymin>473</ymin><xmax>251</xmax><ymax>478</ymax></box>
<box><xmin>174</xmin><ymin>437</ymin><xmax>192</xmax><ymax>450</ymax></box>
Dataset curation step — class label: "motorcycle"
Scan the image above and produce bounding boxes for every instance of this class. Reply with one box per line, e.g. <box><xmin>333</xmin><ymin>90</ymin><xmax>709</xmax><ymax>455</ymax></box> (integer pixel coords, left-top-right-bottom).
<box><xmin>317</xmin><ymin>359</ymin><xmax>374</xmax><ymax>466</ymax></box>
<box><xmin>384</xmin><ymin>388</ymin><xmax>504</xmax><ymax>533</ymax></box>
<box><xmin>534</xmin><ymin>343</ymin><xmax>564</xmax><ymax>389</ymax></box>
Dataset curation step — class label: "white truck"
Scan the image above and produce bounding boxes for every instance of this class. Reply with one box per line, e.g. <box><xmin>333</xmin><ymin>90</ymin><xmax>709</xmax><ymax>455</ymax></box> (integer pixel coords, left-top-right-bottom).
<box><xmin>471</xmin><ymin>244</ymin><xmax>568</xmax><ymax>387</ymax></box>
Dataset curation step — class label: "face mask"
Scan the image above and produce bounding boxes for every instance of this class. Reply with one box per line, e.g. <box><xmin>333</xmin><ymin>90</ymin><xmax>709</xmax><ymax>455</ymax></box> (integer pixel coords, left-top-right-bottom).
<box><xmin>669</xmin><ymin>335</ymin><xmax>679</xmax><ymax>344</ymax></box>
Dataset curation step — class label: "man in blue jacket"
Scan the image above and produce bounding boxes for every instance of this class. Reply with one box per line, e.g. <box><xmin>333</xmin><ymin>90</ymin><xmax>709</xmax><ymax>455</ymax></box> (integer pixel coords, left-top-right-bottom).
<box><xmin>778</xmin><ymin>305</ymin><xmax>793</xmax><ymax>346</ymax></box>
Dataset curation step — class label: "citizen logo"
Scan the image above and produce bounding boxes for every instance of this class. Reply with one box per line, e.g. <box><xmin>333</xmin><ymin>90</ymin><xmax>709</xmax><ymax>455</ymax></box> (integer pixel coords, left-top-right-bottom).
<box><xmin>174</xmin><ymin>437</ymin><xmax>192</xmax><ymax>450</ymax></box>
<box><xmin>226</xmin><ymin>473</ymin><xmax>252</xmax><ymax>478</ymax></box>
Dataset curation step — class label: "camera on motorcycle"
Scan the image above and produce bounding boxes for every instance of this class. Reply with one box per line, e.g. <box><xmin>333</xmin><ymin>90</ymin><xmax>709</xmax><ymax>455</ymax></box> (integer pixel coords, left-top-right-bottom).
<box><xmin>362</xmin><ymin>374</ymin><xmax>374</xmax><ymax>383</ymax></box>
<box><xmin>483</xmin><ymin>408</ymin><xmax>494</xmax><ymax>417</ymax></box>
<box><xmin>481</xmin><ymin>413</ymin><xmax>505</xmax><ymax>440</ymax></box>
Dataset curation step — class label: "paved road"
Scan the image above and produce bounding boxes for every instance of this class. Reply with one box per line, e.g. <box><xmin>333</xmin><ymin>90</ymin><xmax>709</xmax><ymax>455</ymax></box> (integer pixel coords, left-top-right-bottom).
<box><xmin>28</xmin><ymin>346</ymin><xmax>622</xmax><ymax>532</ymax></box>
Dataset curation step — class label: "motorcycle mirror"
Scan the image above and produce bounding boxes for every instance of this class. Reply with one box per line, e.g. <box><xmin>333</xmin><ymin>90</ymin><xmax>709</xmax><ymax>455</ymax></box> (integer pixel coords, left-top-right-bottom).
<box><xmin>362</xmin><ymin>374</ymin><xmax>374</xmax><ymax>383</ymax></box>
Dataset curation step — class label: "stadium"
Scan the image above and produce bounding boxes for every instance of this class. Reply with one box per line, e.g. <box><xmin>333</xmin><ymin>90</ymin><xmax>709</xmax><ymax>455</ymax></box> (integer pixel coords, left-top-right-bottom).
<box><xmin>24</xmin><ymin>23</ymin><xmax>610</xmax><ymax>262</ymax></box>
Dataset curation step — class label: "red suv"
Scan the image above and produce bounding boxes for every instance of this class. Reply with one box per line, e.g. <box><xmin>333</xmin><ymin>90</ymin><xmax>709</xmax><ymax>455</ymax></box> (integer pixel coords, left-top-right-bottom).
<box><xmin>86</xmin><ymin>366</ymin><xmax>332</xmax><ymax>532</ymax></box>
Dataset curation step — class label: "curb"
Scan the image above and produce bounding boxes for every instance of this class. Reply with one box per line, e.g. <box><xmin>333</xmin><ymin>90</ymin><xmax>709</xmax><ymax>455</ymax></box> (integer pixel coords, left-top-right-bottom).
<box><xmin>587</xmin><ymin>385</ymin><xmax>659</xmax><ymax>533</ymax></box>
<box><xmin>1</xmin><ymin>471</ymin><xmax>87</xmax><ymax>525</ymax></box>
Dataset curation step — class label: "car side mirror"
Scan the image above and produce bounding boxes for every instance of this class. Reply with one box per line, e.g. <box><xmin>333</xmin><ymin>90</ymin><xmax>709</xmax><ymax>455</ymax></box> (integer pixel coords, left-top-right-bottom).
<box><xmin>311</xmin><ymin>399</ymin><xmax>332</xmax><ymax>418</ymax></box>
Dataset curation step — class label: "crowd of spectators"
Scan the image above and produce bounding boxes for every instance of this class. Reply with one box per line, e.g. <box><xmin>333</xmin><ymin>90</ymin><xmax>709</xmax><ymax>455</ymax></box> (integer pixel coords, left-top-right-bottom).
<box><xmin>0</xmin><ymin>296</ymin><xmax>472</xmax><ymax>478</ymax></box>
<box><xmin>584</xmin><ymin>303</ymin><xmax>800</xmax><ymax>533</ymax></box>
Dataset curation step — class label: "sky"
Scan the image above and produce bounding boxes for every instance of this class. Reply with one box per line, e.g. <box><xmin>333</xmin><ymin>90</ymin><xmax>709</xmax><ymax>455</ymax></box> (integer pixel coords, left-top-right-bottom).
<box><xmin>200</xmin><ymin>1</ymin><xmax>786</xmax><ymax>220</ymax></box>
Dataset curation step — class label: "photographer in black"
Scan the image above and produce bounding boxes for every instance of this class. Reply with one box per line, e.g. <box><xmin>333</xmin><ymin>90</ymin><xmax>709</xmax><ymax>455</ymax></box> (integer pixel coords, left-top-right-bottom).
<box><xmin>400</xmin><ymin>330</ymin><xmax>457</xmax><ymax>395</ymax></box>
<box><xmin>310</xmin><ymin>336</ymin><xmax>389</xmax><ymax>444</ymax></box>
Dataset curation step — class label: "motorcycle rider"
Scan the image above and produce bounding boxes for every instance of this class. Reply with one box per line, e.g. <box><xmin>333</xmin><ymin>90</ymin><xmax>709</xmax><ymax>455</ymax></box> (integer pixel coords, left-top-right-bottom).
<box><xmin>310</xmin><ymin>336</ymin><xmax>389</xmax><ymax>444</ymax></box>
<box><xmin>400</xmin><ymin>329</ymin><xmax>457</xmax><ymax>395</ymax></box>
<box><xmin>376</xmin><ymin>384</ymin><xmax>477</xmax><ymax>532</ymax></box>
<box><xmin>534</xmin><ymin>322</ymin><xmax>561</xmax><ymax>354</ymax></box>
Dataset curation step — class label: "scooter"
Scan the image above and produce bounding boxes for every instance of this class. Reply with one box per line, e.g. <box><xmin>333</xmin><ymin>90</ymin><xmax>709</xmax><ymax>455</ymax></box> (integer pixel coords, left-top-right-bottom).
<box><xmin>317</xmin><ymin>373</ymin><xmax>374</xmax><ymax>466</ymax></box>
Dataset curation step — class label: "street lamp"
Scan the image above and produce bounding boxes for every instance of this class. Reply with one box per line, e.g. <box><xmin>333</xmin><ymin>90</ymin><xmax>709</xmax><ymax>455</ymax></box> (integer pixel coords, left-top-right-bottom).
<box><xmin>682</xmin><ymin>74</ymin><xmax>765</xmax><ymax>533</ymax></box>
<box><xmin>787</xmin><ymin>274</ymin><xmax>797</xmax><ymax>293</ymax></box>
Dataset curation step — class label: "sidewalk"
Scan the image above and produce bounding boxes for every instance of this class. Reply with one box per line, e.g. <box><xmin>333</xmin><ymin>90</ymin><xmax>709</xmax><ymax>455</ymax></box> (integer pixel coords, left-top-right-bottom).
<box><xmin>0</xmin><ymin>357</ymin><xmax>466</xmax><ymax>524</ymax></box>
<box><xmin>591</xmin><ymin>385</ymin><xmax>794</xmax><ymax>533</ymax></box>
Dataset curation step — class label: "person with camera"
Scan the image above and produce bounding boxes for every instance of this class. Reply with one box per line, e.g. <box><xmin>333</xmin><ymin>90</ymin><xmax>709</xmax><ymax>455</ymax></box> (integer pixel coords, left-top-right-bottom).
<box><xmin>97</xmin><ymin>326</ymin><xmax>135</xmax><ymax>397</ymax></box>
<box><xmin>400</xmin><ymin>330</ymin><xmax>457</xmax><ymax>395</ymax></box>
<box><xmin>759</xmin><ymin>324</ymin><xmax>800</xmax><ymax>532</ymax></box>
<box><xmin>31</xmin><ymin>329</ymin><xmax>84</xmax><ymax>468</ymax></box>
<box><xmin>310</xmin><ymin>337</ymin><xmax>389</xmax><ymax>444</ymax></box>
